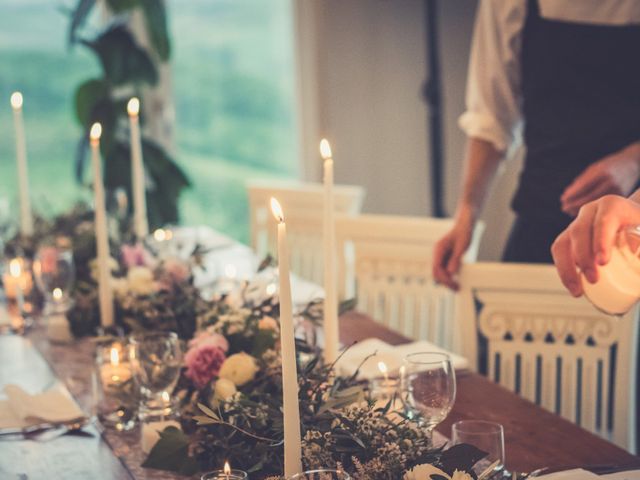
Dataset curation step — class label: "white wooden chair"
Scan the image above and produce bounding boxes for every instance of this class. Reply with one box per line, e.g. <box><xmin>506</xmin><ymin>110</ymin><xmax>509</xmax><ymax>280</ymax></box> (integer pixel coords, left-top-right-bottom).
<box><xmin>246</xmin><ymin>179</ymin><xmax>365</xmax><ymax>285</ymax></box>
<box><xmin>458</xmin><ymin>262</ymin><xmax>638</xmax><ymax>451</ymax></box>
<box><xmin>335</xmin><ymin>214</ymin><xmax>484</xmax><ymax>351</ymax></box>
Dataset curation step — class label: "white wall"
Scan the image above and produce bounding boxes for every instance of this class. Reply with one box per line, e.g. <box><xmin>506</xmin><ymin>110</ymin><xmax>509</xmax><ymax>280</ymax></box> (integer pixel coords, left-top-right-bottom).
<box><xmin>301</xmin><ymin>0</ymin><xmax>523</xmax><ymax>260</ymax></box>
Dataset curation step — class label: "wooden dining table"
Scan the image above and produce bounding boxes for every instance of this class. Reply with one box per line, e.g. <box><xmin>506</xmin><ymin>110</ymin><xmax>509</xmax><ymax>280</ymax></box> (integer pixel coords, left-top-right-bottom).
<box><xmin>341</xmin><ymin>310</ymin><xmax>640</xmax><ymax>474</ymax></box>
<box><xmin>0</xmin><ymin>310</ymin><xmax>638</xmax><ymax>479</ymax></box>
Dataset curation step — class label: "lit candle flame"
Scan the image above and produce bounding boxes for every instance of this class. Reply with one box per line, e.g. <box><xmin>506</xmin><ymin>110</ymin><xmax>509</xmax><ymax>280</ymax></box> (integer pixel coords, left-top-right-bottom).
<box><xmin>270</xmin><ymin>197</ymin><xmax>284</xmax><ymax>224</ymax></box>
<box><xmin>110</xmin><ymin>347</ymin><xmax>120</xmax><ymax>366</ymax></box>
<box><xmin>52</xmin><ymin>288</ymin><xmax>63</xmax><ymax>301</ymax></box>
<box><xmin>127</xmin><ymin>97</ymin><xmax>140</xmax><ymax>116</ymax></box>
<box><xmin>10</xmin><ymin>92</ymin><xmax>23</xmax><ymax>110</ymax></box>
<box><xmin>319</xmin><ymin>138</ymin><xmax>332</xmax><ymax>160</ymax></box>
<box><xmin>90</xmin><ymin>122</ymin><xmax>102</xmax><ymax>142</ymax></box>
<box><xmin>153</xmin><ymin>228</ymin><xmax>166</xmax><ymax>241</ymax></box>
<box><xmin>377</xmin><ymin>361</ymin><xmax>388</xmax><ymax>376</ymax></box>
<box><xmin>9</xmin><ymin>259</ymin><xmax>22</xmax><ymax>278</ymax></box>
<box><xmin>223</xmin><ymin>461</ymin><xmax>231</xmax><ymax>475</ymax></box>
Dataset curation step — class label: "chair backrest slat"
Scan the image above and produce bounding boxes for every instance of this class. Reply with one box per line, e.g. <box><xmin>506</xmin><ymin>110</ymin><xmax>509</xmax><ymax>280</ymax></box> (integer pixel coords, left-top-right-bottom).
<box><xmin>458</xmin><ymin>262</ymin><xmax>638</xmax><ymax>451</ymax></box>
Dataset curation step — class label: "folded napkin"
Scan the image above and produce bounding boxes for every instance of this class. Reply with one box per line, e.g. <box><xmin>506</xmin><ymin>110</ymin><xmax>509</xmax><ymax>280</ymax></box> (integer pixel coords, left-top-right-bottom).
<box><xmin>336</xmin><ymin>338</ymin><xmax>469</xmax><ymax>380</ymax></box>
<box><xmin>0</xmin><ymin>384</ymin><xmax>84</xmax><ymax>430</ymax></box>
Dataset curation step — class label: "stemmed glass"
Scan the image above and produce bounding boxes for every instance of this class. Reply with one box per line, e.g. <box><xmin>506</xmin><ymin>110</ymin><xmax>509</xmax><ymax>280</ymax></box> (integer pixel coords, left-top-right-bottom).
<box><xmin>128</xmin><ymin>331</ymin><xmax>183</xmax><ymax>420</ymax></box>
<box><xmin>32</xmin><ymin>238</ymin><xmax>75</xmax><ymax>313</ymax></box>
<box><xmin>288</xmin><ymin>470</ymin><xmax>351</xmax><ymax>480</ymax></box>
<box><xmin>452</xmin><ymin>420</ymin><xmax>505</xmax><ymax>476</ymax></box>
<box><xmin>401</xmin><ymin>352</ymin><xmax>456</xmax><ymax>437</ymax></box>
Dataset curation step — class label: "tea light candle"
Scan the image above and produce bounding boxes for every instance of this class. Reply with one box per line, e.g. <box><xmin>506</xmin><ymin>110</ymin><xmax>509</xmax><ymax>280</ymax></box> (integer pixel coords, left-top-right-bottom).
<box><xmin>141</xmin><ymin>419</ymin><xmax>181</xmax><ymax>454</ymax></box>
<box><xmin>100</xmin><ymin>347</ymin><xmax>132</xmax><ymax>388</ymax></box>
<box><xmin>3</xmin><ymin>258</ymin><xmax>33</xmax><ymax>301</ymax></box>
<box><xmin>201</xmin><ymin>462</ymin><xmax>248</xmax><ymax>480</ymax></box>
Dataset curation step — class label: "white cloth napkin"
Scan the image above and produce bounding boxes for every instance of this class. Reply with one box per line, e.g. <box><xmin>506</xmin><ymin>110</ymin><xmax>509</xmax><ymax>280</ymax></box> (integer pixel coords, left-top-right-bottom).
<box><xmin>336</xmin><ymin>337</ymin><xmax>469</xmax><ymax>380</ymax></box>
<box><xmin>0</xmin><ymin>384</ymin><xmax>84</xmax><ymax>430</ymax></box>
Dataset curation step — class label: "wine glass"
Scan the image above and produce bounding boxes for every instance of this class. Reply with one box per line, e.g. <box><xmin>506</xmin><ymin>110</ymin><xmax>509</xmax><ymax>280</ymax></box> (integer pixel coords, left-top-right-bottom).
<box><xmin>452</xmin><ymin>420</ymin><xmax>505</xmax><ymax>476</ymax></box>
<box><xmin>128</xmin><ymin>331</ymin><xmax>183</xmax><ymax>420</ymax></box>
<box><xmin>401</xmin><ymin>352</ymin><xmax>456</xmax><ymax>437</ymax></box>
<box><xmin>33</xmin><ymin>239</ymin><xmax>75</xmax><ymax>313</ymax></box>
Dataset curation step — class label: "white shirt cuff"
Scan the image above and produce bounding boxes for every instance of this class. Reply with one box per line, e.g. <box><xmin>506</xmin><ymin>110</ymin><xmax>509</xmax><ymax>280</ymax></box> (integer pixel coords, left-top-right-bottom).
<box><xmin>458</xmin><ymin>111</ymin><xmax>520</xmax><ymax>153</ymax></box>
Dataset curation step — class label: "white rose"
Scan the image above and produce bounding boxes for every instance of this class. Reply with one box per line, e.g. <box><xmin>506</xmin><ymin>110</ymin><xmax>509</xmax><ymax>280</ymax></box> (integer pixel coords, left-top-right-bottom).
<box><xmin>218</xmin><ymin>353</ymin><xmax>258</xmax><ymax>386</ymax></box>
<box><xmin>127</xmin><ymin>266</ymin><xmax>156</xmax><ymax>295</ymax></box>
<box><xmin>111</xmin><ymin>277</ymin><xmax>129</xmax><ymax>297</ymax></box>
<box><xmin>210</xmin><ymin>378</ymin><xmax>237</xmax><ymax>407</ymax></box>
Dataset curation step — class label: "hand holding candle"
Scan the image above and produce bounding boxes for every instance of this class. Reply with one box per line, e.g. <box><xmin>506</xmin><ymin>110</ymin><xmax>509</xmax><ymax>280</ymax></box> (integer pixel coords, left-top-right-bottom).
<box><xmin>90</xmin><ymin>123</ymin><xmax>114</xmax><ymax>328</ymax></box>
<box><xmin>10</xmin><ymin>92</ymin><xmax>34</xmax><ymax>237</ymax></box>
<box><xmin>270</xmin><ymin>197</ymin><xmax>303</xmax><ymax>477</ymax></box>
<box><xmin>320</xmin><ymin>139</ymin><xmax>339</xmax><ymax>364</ymax></box>
<box><xmin>127</xmin><ymin>97</ymin><xmax>149</xmax><ymax>239</ymax></box>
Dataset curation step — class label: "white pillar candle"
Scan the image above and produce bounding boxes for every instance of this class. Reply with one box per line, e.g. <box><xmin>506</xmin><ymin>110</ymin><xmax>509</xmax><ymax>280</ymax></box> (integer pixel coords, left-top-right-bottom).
<box><xmin>320</xmin><ymin>139</ymin><xmax>339</xmax><ymax>364</ymax></box>
<box><xmin>127</xmin><ymin>98</ymin><xmax>148</xmax><ymax>239</ymax></box>
<box><xmin>270</xmin><ymin>197</ymin><xmax>302</xmax><ymax>477</ymax></box>
<box><xmin>90</xmin><ymin>123</ymin><xmax>115</xmax><ymax>328</ymax></box>
<box><xmin>10</xmin><ymin>92</ymin><xmax>34</xmax><ymax>237</ymax></box>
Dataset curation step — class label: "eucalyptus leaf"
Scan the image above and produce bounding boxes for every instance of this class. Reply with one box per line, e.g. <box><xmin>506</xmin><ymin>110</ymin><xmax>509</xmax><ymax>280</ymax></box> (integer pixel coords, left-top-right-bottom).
<box><xmin>197</xmin><ymin>402</ymin><xmax>219</xmax><ymax>419</ymax></box>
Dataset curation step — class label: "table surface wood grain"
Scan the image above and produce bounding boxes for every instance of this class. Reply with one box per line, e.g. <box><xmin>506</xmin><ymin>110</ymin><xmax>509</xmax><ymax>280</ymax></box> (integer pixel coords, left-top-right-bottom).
<box><xmin>0</xmin><ymin>312</ymin><xmax>638</xmax><ymax>479</ymax></box>
<box><xmin>340</xmin><ymin>311</ymin><xmax>640</xmax><ymax>473</ymax></box>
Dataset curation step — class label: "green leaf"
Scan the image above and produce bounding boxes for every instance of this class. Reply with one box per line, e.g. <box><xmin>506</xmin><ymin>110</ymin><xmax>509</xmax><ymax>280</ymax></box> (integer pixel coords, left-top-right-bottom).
<box><xmin>339</xmin><ymin>298</ymin><xmax>357</xmax><ymax>315</ymax></box>
<box><xmin>106</xmin><ymin>0</ymin><xmax>139</xmax><ymax>12</ymax></box>
<box><xmin>197</xmin><ymin>402</ymin><xmax>219</xmax><ymax>419</ymax></box>
<box><xmin>74</xmin><ymin>78</ymin><xmax>109</xmax><ymax>128</ymax></box>
<box><xmin>142</xmin><ymin>426</ymin><xmax>199</xmax><ymax>475</ymax></box>
<box><xmin>139</xmin><ymin>0</ymin><xmax>171</xmax><ymax>61</ymax></box>
<box><xmin>68</xmin><ymin>0</ymin><xmax>96</xmax><ymax>45</ymax></box>
<box><xmin>82</xmin><ymin>24</ymin><xmax>158</xmax><ymax>86</ymax></box>
<box><xmin>438</xmin><ymin>443</ymin><xmax>487</xmax><ymax>477</ymax></box>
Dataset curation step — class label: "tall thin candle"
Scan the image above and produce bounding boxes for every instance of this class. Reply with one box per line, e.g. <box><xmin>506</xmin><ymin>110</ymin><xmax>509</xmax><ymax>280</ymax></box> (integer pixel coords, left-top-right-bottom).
<box><xmin>127</xmin><ymin>97</ymin><xmax>148</xmax><ymax>239</ymax></box>
<box><xmin>10</xmin><ymin>92</ymin><xmax>34</xmax><ymax>236</ymax></box>
<box><xmin>270</xmin><ymin>197</ymin><xmax>302</xmax><ymax>476</ymax></box>
<box><xmin>90</xmin><ymin>123</ymin><xmax>114</xmax><ymax>328</ymax></box>
<box><xmin>320</xmin><ymin>139</ymin><xmax>339</xmax><ymax>364</ymax></box>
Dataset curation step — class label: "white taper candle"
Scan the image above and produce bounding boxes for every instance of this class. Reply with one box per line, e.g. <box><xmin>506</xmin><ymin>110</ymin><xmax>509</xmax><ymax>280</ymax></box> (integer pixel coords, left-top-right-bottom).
<box><xmin>127</xmin><ymin>98</ymin><xmax>148</xmax><ymax>239</ymax></box>
<box><xmin>320</xmin><ymin>139</ymin><xmax>339</xmax><ymax>364</ymax></box>
<box><xmin>90</xmin><ymin>123</ymin><xmax>114</xmax><ymax>328</ymax></box>
<box><xmin>270</xmin><ymin>197</ymin><xmax>302</xmax><ymax>476</ymax></box>
<box><xmin>10</xmin><ymin>92</ymin><xmax>34</xmax><ymax>236</ymax></box>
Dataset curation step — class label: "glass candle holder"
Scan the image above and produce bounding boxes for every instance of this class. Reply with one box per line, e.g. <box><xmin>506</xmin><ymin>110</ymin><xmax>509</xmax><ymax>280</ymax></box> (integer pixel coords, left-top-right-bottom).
<box><xmin>96</xmin><ymin>340</ymin><xmax>138</xmax><ymax>431</ymax></box>
<box><xmin>369</xmin><ymin>362</ymin><xmax>403</xmax><ymax>412</ymax></box>
<box><xmin>201</xmin><ymin>465</ymin><xmax>248</xmax><ymax>480</ymax></box>
<box><xmin>288</xmin><ymin>470</ymin><xmax>351</xmax><ymax>480</ymax></box>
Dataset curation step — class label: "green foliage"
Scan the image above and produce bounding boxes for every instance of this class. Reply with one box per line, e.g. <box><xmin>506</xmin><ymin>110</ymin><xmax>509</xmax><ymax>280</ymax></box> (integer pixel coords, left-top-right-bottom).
<box><xmin>139</xmin><ymin>0</ymin><xmax>171</xmax><ymax>61</ymax></box>
<box><xmin>142</xmin><ymin>426</ymin><xmax>199</xmax><ymax>475</ymax></box>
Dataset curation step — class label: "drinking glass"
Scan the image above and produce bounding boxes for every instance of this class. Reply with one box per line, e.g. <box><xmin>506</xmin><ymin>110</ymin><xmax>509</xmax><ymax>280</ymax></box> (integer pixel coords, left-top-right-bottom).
<box><xmin>129</xmin><ymin>331</ymin><xmax>183</xmax><ymax>420</ymax></box>
<box><xmin>452</xmin><ymin>420</ymin><xmax>505</xmax><ymax>475</ymax></box>
<box><xmin>401</xmin><ymin>352</ymin><xmax>456</xmax><ymax>436</ymax></box>
<box><xmin>288</xmin><ymin>470</ymin><xmax>351</xmax><ymax>480</ymax></box>
<box><xmin>33</xmin><ymin>239</ymin><xmax>75</xmax><ymax>312</ymax></box>
<box><xmin>95</xmin><ymin>341</ymin><xmax>138</xmax><ymax>431</ymax></box>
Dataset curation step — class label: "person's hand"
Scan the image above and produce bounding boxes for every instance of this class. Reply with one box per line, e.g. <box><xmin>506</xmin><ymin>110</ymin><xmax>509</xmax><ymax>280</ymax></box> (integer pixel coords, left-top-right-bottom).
<box><xmin>560</xmin><ymin>142</ymin><xmax>640</xmax><ymax>217</ymax></box>
<box><xmin>551</xmin><ymin>194</ymin><xmax>640</xmax><ymax>297</ymax></box>
<box><xmin>433</xmin><ymin>208</ymin><xmax>475</xmax><ymax>291</ymax></box>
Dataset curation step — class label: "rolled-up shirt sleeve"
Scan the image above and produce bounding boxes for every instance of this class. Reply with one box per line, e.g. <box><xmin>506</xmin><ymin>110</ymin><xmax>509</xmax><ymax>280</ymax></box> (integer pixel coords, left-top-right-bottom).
<box><xmin>458</xmin><ymin>0</ymin><xmax>527</xmax><ymax>153</ymax></box>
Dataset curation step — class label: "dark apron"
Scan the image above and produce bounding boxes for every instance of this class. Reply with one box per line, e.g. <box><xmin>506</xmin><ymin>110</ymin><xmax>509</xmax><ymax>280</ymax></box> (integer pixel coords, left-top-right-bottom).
<box><xmin>503</xmin><ymin>0</ymin><xmax>640</xmax><ymax>263</ymax></box>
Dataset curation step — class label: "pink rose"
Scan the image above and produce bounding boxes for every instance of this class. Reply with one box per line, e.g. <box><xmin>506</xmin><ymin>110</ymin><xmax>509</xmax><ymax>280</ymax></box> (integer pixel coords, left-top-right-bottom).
<box><xmin>189</xmin><ymin>331</ymin><xmax>229</xmax><ymax>353</ymax></box>
<box><xmin>184</xmin><ymin>344</ymin><xmax>227</xmax><ymax>389</ymax></box>
<box><xmin>157</xmin><ymin>257</ymin><xmax>190</xmax><ymax>290</ymax></box>
<box><xmin>121</xmin><ymin>244</ymin><xmax>154</xmax><ymax>268</ymax></box>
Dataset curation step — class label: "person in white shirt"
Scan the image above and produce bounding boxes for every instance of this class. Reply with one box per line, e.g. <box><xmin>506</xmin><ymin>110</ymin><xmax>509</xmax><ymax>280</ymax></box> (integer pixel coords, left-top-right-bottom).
<box><xmin>433</xmin><ymin>0</ymin><xmax>640</xmax><ymax>290</ymax></box>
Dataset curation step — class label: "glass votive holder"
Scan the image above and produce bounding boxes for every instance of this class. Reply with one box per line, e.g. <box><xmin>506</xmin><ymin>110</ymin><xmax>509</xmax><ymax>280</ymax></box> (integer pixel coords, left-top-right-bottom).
<box><xmin>201</xmin><ymin>466</ymin><xmax>248</xmax><ymax>480</ymax></box>
<box><xmin>288</xmin><ymin>470</ymin><xmax>351</xmax><ymax>480</ymax></box>
<box><xmin>96</xmin><ymin>340</ymin><xmax>138</xmax><ymax>431</ymax></box>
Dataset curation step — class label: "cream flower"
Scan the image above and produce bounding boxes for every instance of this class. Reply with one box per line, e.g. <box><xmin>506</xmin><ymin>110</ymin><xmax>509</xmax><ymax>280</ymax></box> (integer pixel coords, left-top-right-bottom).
<box><xmin>111</xmin><ymin>277</ymin><xmax>129</xmax><ymax>298</ymax></box>
<box><xmin>127</xmin><ymin>266</ymin><xmax>156</xmax><ymax>295</ymax></box>
<box><xmin>210</xmin><ymin>378</ymin><xmax>237</xmax><ymax>407</ymax></box>
<box><xmin>404</xmin><ymin>464</ymin><xmax>461</xmax><ymax>480</ymax></box>
<box><xmin>258</xmin><ymin>316</ymin><xmax>279</xmax><ymax>331</ymax></box>
<box><xmin>89</xmin><ymin>257</ymin><xmax>119</xmax><ymax>282</ymax></box>
<box><xmin>451</xmin><ymin>471</ymin><xmax>473</xmax><ymax>480</ymax></box>
<box><xmin>218</xmin><ymin>352</ymin><xmax>258</xmax><ymax>386</ymax></box>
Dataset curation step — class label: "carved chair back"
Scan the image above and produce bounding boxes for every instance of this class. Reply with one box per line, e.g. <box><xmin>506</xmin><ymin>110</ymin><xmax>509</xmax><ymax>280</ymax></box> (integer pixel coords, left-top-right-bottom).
<box><xmin>335</xmin><ymin>214</ymin><xmax>483</xmax><ymax>351</ymax></box>
<box><xmin>246</xmin><ymin>179</ymin><xmax>365</xmax><ymax>285</ymax></box>
<box><xmin>458</xmin><ymin>262</ymin><xmax>638</xmax><ymax>451</ymax></box>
